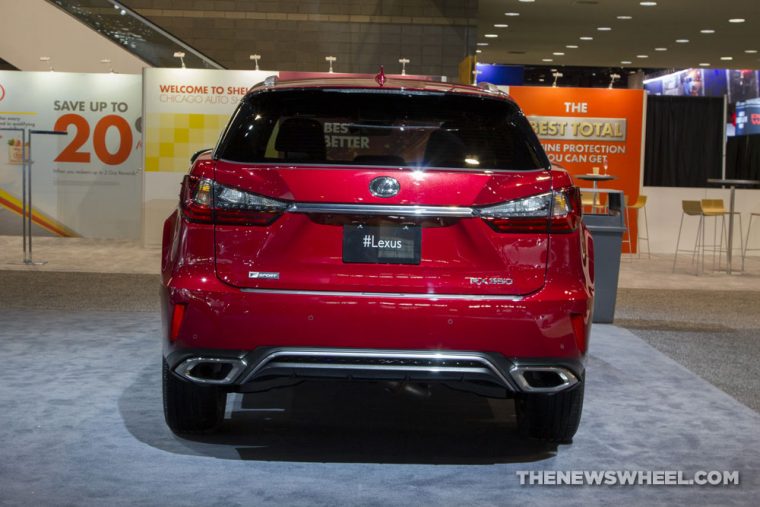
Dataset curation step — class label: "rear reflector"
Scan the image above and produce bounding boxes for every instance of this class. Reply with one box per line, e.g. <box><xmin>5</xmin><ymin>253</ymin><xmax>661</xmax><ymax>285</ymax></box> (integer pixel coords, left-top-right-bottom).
<box><xmin>570</xmin><ymin>313</ymin><xmax>587</xmax><ymax>354</ymax></box>
<box><xmin>170</xmin><ymin>303</ymin><xmax>187</xmax><ymax>342</ymax></box>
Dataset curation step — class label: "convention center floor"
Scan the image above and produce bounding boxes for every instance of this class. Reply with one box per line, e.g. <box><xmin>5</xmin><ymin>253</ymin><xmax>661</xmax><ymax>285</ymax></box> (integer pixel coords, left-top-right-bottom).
<box><xmin>0</xmin><ymin>236</ymin><xmax>758</xmax><ymax>506</ymax></box>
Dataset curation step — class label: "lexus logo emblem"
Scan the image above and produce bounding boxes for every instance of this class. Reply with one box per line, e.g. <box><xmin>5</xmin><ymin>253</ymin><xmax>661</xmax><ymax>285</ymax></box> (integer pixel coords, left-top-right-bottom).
<box><xmin>369</xmin><ymin>176</ymin><xmax>400</xmax><ymax>198</ymax></box>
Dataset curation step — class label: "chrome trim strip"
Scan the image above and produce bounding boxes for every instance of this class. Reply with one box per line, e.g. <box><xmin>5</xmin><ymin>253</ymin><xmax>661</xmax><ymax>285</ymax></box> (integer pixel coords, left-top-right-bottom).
<box><xmin>174</xmin><ymin>357</ymin><xmax>247</xmax><ymax>385</ymax></box>
<box><xmin>239</xmin><ymin>288</ymin><xmax>524</xmax><ymax>301</ymax></box>
<box><xmin>242</xmin><ymin>349</ymin><xmax>513</xmax><ymax>388</ymax></box>
<box><xmin>509</xmin><ymin>366</ymin><xmax>579</xmax><ymax>393</ymax></box>
<box><xmin>216</xmin><ymin>159</ymin><xmax>551</xmax><ymax>174</ymax></box>
<box><xmin>288</xmin><ymin>202</ymin><xmax>476</xmax><ymax>217</ymax></box>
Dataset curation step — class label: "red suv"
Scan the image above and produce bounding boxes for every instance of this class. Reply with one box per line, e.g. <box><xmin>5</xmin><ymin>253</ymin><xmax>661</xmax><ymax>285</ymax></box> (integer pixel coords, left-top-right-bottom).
<box><xmin>161</xmin><ymin>76</ymin><xmax>594</xmax><ymax>443</ymax></box>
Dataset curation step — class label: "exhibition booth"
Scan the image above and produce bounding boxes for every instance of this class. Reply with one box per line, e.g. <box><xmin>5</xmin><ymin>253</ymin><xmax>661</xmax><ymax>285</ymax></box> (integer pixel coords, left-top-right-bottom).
<box><xmin>0</xmin><ymin>67</ymin><xmax>758</xmax><ymax>260</ymax></box>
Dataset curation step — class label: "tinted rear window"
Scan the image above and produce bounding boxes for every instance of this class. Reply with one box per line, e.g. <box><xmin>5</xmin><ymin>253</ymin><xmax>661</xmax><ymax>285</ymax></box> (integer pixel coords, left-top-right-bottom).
<box><xmin>216</xmin><ymin>89</ymin><xmax>548</xmax><ymax>170</ymax></box>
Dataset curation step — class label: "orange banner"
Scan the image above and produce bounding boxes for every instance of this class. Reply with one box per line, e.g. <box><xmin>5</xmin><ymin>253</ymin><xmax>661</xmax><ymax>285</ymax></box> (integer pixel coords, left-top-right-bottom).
<box><xmin>507</xmin><ymin>86</ymin><xmax>645</xmax><ymax>252</ymax></box>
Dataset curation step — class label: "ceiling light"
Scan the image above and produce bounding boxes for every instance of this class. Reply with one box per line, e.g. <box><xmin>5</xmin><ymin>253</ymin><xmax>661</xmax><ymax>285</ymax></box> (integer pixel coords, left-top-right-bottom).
<box><xmin>597</xmin><ymin>27</ymin><xmax>612</xmax><ymax>31</ymax></box>
<box><xmin>518</xmin><ymin>0</ymin><xmax>535</xmax><ymax>3</ymax></box>
<box><xmin>728</xmin><ymin>18</ymin><xmax>745</xmax><ymax>23</ymax></box>
<box><xmin>699</xmin><ymin>63</ymin><xmax>711</xmax><ymax>67</ymax></box>
<box><xmin>493</xmin><ymin>24</ymin><xmax>509</xmax><ymax>28</ymax></box>
<box><xmin>580</xmin><ymin>36</ymin><xmax>594</xmax><ymax>41</ymax></box>
<box><xmin>700</xmin><ymin>29</ymin><xmax>715</xmax><ymax>34</ymax></box>
<box><xmin>553</xmin><ymin>52</ymin><xmax>565</xmax><ymax>56</ymax></box>
<box><xmin>484</xmin><ymin>34</ymin><xmax>498</xmax><ymax>38</ymax></box>
<box><xmin>721</xmin><ymin>56</ymin><xmax>733</xmax><ymax>60</ymax></box>
<box><xmin>476</xmin><ymin>42</ymin><xmax>489</xmax><ymax>46</ymax></box>
<box><xmin>476</xmin><ymin>49</ymin><xmax>482</xmax><ymax>54</ymax></box>
<box><xmin>617</xmin><ymin>15</ymin><xmax>632</xmax><ymax>20</ymax></box>
<box><xmin>745</xmin><ymin>49</ymin><xmax>758</xmax><ymax>54</ymax></box>
<box><xmin>504</xmin><ymin>12</ymin><xmax>520</xmax><ymax>16</ymax></box>
<box><xmin>640</xmin><ymin>1</ymin><xmax>657</xmax><ymax>6</ymax></box>
<box><xmin>542</xmin><ymin>58</ymin><xmax>553</xmax><ymax>62</ymax></box>
<box><xmin>655</xmin><ymin>47</ymin><xmax>668</xmax><ymax>51</ymax></box>
<box><xmin>637</xmin><ymin>55</ymin><xmax>648</xmax><ymax>58</ymax></box>
<box><xmin>676</xmin><ymin>39</ymin><xmax>689</xmax><ymax>43</ymax></box>
<box><xmin>621</xmin><ymin>60</ymin><xmax>632</xmax><ymax>64</ymax></box>
<box><xmin>566</xmin><ymin>45</ymin><xmax>578</xmax><ymax>49</ymax></box>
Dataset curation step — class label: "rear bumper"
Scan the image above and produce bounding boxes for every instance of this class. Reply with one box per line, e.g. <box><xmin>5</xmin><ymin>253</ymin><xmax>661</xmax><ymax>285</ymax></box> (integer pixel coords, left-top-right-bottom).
<box><xmin>161</xmin><ymin>271</ymin><xmax>592</xmax><ymax>390</ymax></box>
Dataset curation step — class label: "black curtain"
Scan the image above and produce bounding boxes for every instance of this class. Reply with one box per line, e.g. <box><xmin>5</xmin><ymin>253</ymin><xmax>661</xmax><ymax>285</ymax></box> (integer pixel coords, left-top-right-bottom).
<box><xmin>644</xmin><ymin>95</ymin><xmax>724</xmax><ymax>187</ymax></box>
<box><xmin>726</xmin><ymin>134</ymin><xmax>760</xmax><ymax>180</ymax></box>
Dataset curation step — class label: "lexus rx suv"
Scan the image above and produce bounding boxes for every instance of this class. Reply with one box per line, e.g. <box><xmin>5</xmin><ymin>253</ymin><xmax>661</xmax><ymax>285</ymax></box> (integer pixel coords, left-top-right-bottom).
<box><xmin>161</xmin><ymin>76</ymin><xmax>594</xmax><ymax>443</ymax></box>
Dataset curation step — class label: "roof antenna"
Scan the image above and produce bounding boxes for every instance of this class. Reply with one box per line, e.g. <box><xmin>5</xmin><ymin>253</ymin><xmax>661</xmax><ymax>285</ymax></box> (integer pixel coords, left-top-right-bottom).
<box><xmin>375</xmin><ymin>66</ymin><xmax>386</xmax><ymax>87</ymax></box>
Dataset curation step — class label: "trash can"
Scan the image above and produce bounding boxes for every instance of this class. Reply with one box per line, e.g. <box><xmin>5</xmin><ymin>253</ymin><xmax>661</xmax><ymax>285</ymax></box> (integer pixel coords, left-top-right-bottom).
<box><xmin>581</xmin><ymin>189</ymin><xmax>626</xmax><ymax>324</ymax></box>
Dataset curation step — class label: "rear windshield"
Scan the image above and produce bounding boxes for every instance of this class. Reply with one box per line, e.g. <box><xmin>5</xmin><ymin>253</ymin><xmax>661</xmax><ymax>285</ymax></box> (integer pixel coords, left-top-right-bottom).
<box><xmin>216</xmin><ymin>89</ymin><xmax>549</xmax><ymax>170</ymax></box>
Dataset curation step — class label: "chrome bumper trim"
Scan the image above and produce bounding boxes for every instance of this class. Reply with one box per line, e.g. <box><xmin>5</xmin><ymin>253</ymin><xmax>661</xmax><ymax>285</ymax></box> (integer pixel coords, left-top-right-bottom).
<box><xmin>241</xmin><ymin>349</ymin><xmax>513</xmax><ymax>388</ymax></box>
<box><xmin>288</xmin><ymin>202</ymin><xmax>476</xmax><ymax>217</ymax></box>
<box><xmin>239</xmin><ymin>288</ymin><xmax>524</xmax><ymax>301</ymax></box>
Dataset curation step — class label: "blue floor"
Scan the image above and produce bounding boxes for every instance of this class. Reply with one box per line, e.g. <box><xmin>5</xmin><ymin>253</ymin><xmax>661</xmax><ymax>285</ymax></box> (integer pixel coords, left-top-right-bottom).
<box><xmin>0</xmin><ymin>309</ymin><xmax>757</xmax><ymax>506</ymax></box>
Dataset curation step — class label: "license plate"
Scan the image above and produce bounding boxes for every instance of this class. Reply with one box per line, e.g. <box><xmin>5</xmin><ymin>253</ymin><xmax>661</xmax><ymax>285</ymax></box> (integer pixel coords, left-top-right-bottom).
<box><xmin>342</xmin><ymin>225</ymin><xmax>421</xmax><ymax>264</ymax></box>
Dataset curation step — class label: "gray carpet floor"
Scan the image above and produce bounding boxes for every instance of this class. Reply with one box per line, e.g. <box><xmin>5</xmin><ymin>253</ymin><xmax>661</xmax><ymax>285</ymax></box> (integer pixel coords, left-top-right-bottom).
<box><xmin>0</xmin><ymin>304</ymin><xmax>758</xmax><ymax>505</ymax></box>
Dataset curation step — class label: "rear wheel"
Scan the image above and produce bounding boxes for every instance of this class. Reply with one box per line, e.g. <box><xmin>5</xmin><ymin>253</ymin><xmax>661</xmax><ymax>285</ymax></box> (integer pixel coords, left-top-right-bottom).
<box><xmin>163</xmin><ymin>359</ymin><xmax>227</xmax><ymax>434</ymax></box>
<box><xmin>515</xmin><ymin>380</ymin><xmax>584</xmax><ymax>443</ymax></box>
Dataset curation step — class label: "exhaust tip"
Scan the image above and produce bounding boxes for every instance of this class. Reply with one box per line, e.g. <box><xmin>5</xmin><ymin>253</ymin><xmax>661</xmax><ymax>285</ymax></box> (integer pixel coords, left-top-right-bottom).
<box><xmin>510</xmin><ymin>366</ymin><xmax>579</xmax><ymax>393</ymax></box>
<box><xmin>175</xmin><ymin>357</ymin><xmax>246</xmax><ymax>385</ymax></box>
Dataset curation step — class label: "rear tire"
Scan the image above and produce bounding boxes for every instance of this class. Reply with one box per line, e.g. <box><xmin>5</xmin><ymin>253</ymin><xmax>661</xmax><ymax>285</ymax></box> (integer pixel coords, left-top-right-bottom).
<box><xmin>515</xmin><ymin>380</ymin><xmax>584</xmax><ymax>443</ymax></box>
<box><xmin>163</xmin><ymin>359</ymin><xmax>226</xmax><ymax>434</ymax></box>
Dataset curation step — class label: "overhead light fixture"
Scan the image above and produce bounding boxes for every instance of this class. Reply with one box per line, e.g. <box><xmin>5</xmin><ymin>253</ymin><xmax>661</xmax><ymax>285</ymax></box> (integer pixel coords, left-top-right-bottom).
<box><xmin>597</xmin><ymin>27</ymin><xmax>612</xmax><ymax>31</ymax></box>
<box><xmin>636</xmin><ymin>55</ymin><xmax>649</xmax><ymax>59</ymax></box>
<box><xmin>325</xmin><ymin>55</ymin><xmax>337</xmax><ymax>73</ymax></box>
<box><xmin>518</xmin><ymin>0</ymin><xmax>535</xmax><ymax>3</ymax></box>
<box><xmin>699</xmin><ymin>63</ymin><xmax>711</xmax><ymax>67</ymax></box>
<box><xmin>99</xmin><ymin>58</ymin><xmax>114</xmax><ymax>73</ymax></box>
<box><xmin>484</xmin><ymin>34</ymin><xmax>498</xmax><ymax>38</ymax></box>
<box><xmin>639</xmin><ymin>1</ymin><xmax>657</xmax><ymax>6</ymax></box>
<box><xmin>39</xmin><ymin>56</ymin><xmax>53</xmax><ymax>71</ymax></box>
<box><xmin>580</xmin><ymin>36</ymin><xmax>593</xmax><ymax>41</ymax></box>
<box><xmin>475</xmin><ymin>49</ymin><xmax>482</xmax><ymax>54</ymax></box>
<box><xmin>617</xmin><ymin>15</ymin><xmax>632</xmax><ymax>20</ymax></box>
<box><xmin>745</xmin><ymin>49</ymin><xmax>759</xmax><ymax>54</ymax></box>
<box><xmin>566</xmin><ymin>45</ymin><xmax>579</xmax><ymax>49</ymax></box>
<box><xmin>700</xmin><ymin>29</ymin><xmax>716</xmax><ymax>34</ymax></box>
<box><xmin>504</xmin><ymin>12</ymin><xmax>520</xmax><ymax>16</ymax></box>
<box><xmin>553</xmin><ymin>52</ymin><xmax>565</xmax><ymax>56</ymax></box>
<box><xmin>542</xmin><ymin>58</ymin><xmax>554</xmax><ymax>62</ymax></box>
<box><xmin>655</xmin><ymin>47</ymin><xmax>668</xmax><ymax>51</ymax></box>
<box><xmin>476</xmin><ymin>42</ymin><xmax>489</xmax><ymax>46</ymax></box>
<box><xmin>728</xmin><ymin>18</ymin><xmax>745</xmax><ymax>23</ymax></box>
<box><xmin>494</xmin><ymin>24</ymin><xmax>509</xmax><ymax>28</ymax></box>
<box><xmin>552</xmin><ymin>71</ymin><xmax>563</xmax><ymax>88</ymax></box>
<box><xmin>249</xmin><ymin>54</ymin><xmax>261</xmax><ymax>70</ymax></box>
<box><xmin>398</xmin><ymin>58</ymin><xmax>410</xmax><ymax>75</ymax></box>
<box><xmin>675</xmin><ymin>39</ymin><xmax>689</xmax><ymax>43</ymax></box>
<box><xmin>173</xmin><ymin>51</ymin><xmax>186</xmax><ymax>68</ymax></box>
<box><xmin>720</xmin><ymin>56</ymin><xmax>733</xmax><ymax>60</ymax></box>
<box><xmin>621</xmin><ymin>60</ymin><xmax>632</xmax><ymax>64</ymax></box>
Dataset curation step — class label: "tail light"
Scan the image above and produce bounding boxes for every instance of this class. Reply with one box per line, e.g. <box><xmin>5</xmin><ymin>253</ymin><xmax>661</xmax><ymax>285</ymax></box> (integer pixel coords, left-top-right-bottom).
<box><xmin>477</xmin><ymin>187</ymin><xmax>582</xmax><ymax>233</ymax></box>
<box><xmin>180</xmin><ymin>176</ymin><xmax>288</xmax><ymax>226</ymax></box>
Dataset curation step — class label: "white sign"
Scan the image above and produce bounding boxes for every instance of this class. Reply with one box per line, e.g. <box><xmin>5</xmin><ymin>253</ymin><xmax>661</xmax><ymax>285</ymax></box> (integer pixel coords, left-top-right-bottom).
<box><xmin>0</xmin><ymin>71</ymin><xmax>142</xmax><ymax>238</ymax></box>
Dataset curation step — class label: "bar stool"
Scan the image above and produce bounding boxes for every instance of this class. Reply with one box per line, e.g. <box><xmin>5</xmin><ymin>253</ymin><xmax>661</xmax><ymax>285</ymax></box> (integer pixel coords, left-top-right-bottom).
<box><xmin>581</xmin><ymin>190</ymin><xmax>606</xmax><ymax>214</ymax></box>
<box><xmin>672</xmin><ymin>200</ymin><xmax>706</xmax><ymax>274</ymax></box>
<box><xmin>743</xmin><ymin>204</ymin><xmax>760</xmax><ymax>271</ymax></box>
<box><xmin>700</xmin><ymin>199</ymin><xmax>743</xmax><ymax>271</ymax></box>
<box><xmin>622</xmin><ymin>195</ymin><xmax>650</xmax><ymax>258</ymax></box>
